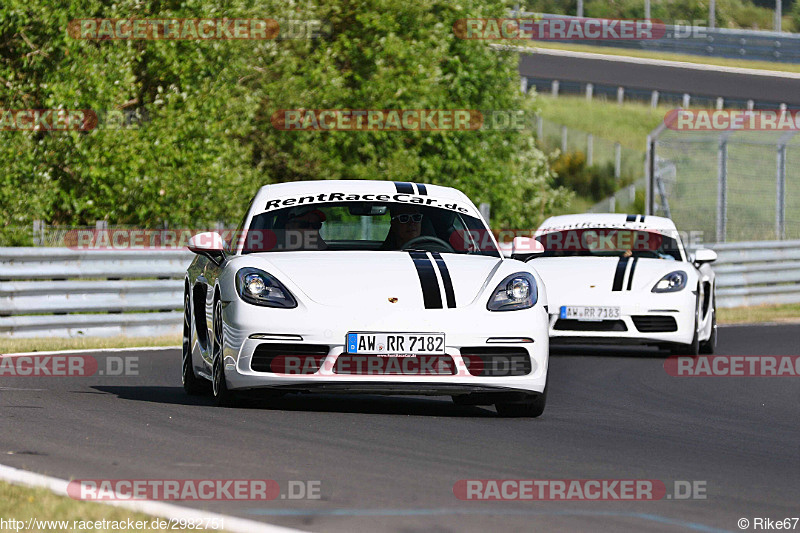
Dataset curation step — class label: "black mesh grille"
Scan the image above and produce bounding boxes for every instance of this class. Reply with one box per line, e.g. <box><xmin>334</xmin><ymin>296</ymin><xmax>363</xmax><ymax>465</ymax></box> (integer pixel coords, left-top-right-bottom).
<box><xmin>632</xmin><ymin>316</ymin><xmax>678</xmax><ymax>332</ymax></box>
<box><xmin>251</xmin><ymin>343</ymin><xmax>329</xmax><ymax>373</ymax></box>
<box><xmin>460</xmin><ymin>347</ymin><xmax>532</xmax><ymax>377</ymax></box>
<box><xmin>554</xmin><ymin>319</ymin><xmax>628</xmax><ymax>332</ymax></box>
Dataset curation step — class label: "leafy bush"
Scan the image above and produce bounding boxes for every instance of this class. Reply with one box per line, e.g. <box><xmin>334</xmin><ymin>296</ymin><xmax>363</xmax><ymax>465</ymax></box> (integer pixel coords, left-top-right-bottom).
<box><xmin>551</xmin><ymin>150</ymin><xmax>619</xmax><ymax>201</ymax></box>
<box><xmin>0</xmin><ymin>0</ymin><xmax>573</xmax><ymax>235</ymax></box>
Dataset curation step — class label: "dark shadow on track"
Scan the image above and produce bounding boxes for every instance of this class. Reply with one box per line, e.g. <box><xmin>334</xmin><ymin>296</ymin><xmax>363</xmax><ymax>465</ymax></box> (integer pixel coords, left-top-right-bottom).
<box><xmin>92</xmin><ymin>386</ymin><xmax>499</xmax><ymax>417</ymax></box>
<box><xmin>550</xmin><ymin>344</ymin><xmax>667</xmax><ymax>358</ymax></box>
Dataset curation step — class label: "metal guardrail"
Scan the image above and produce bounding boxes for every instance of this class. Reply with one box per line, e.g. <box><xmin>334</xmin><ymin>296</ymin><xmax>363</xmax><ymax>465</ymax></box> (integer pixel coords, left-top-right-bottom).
<box><xmin>0</xmin><ymin>248</ymin><xmax>192</xmax><ymax>338</ymax></box>
<box><xmin>1</xmin><ymin>242</ymin><xmax>798</xmax><ymax>338</ymax></box>
<box><xmin>522</xmin><ymin>12</ymin><xmax>800</xmax><ymax>63</ymax></box>
<box><xmin>704</xmin><ymin>240</ymin><xmax>800</xmax><ymax>308</ymax></box>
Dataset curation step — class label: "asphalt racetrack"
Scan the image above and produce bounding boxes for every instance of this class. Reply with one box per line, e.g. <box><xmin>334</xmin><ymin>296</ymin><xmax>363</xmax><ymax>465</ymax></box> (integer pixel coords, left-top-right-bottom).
<box><xmin>1</xmin><ymin>324</ymin><xmax>798</xmax><ymax>532</ymax></box>
<box><xmin>518</xmin><ymin>51</ymin><xmax>800</xmax><ymax>106</ymax></box>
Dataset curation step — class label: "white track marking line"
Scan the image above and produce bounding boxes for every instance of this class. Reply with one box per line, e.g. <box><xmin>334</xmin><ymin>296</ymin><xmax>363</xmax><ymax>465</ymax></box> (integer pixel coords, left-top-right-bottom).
<box><xmin>493</xmin><ymin>44</ymin><xmax>800</xmax><ymax>79</ymax></box>
<box><xmin>0</xmin><ymin>463</ymin><xmax>309</xmax><ymax>533</ymax></box>
<box><xmin>1</xmin><ymin>346</ymin><xmax>181</xmax><ymax>357</ymax></box>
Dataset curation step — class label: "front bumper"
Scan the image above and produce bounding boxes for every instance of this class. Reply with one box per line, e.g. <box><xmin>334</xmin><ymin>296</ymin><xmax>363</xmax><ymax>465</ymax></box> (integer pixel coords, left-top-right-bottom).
<box><xmin>217</xmin><ymin>300</ymin><xmax>549</xmax><ymax>395</ymax></box>
<box><xmin>547</xmin><ymin>295</ymin><xmax>696</xmax><ymax>346</ymax></box>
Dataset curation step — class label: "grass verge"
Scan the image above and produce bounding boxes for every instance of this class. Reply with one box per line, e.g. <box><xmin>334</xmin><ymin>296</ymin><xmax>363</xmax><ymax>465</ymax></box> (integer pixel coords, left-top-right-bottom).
<box><xmin>0</xmin><ymin>481</ymin><xmax>201</xmax><ymax>532</ymax></box>
<box><xmin>520</xmin><ymin>41</ymin><xmax>800</xmax><ymax>74</ymax></box>
<box><xmin>537</xmin><ymin>95</ymin><xmax>667</xmax><ymax>150</ymax></box>
<box><xmin>0</xmin><ymin>335</ymin><xmax>180</xmax><ymax>355</ymax></box>
<box><xmin>718</xmin><ymin>303</ymin><xmax>800</xmax><ymax>325</ymax></box>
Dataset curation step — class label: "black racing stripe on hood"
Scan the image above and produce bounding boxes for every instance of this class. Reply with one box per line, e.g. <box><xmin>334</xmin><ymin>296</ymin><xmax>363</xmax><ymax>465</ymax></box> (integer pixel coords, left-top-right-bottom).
<box><xmin>612</xmin><ymin>256</ymin><xmax>629</xmax><ymax>292</ymax></box>
<box><xmin>626</xmin><ymin>257</ymin><xmax>639</xmax><ymax>290</ymax></box>
<box><xmin>394</xmin><ymin>182</ymin><xmax>414</xmax><ymax>194</ymax></box>
<box><xmin>431</xmin><ymin>252</ymin><xmax>456</xmax><ymax>308</ymax></box>
<box><xmin>408</xmin><ymin>251</ymin><xmax>443</xmax><ymax>309</ymax></box>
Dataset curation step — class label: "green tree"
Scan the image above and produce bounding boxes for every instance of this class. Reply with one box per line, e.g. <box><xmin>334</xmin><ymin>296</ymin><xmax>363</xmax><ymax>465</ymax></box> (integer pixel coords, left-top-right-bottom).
<box><xmin>1</xmin><ymin>0</ymin><xmax>570</xmax><ymax>235</ymax></box>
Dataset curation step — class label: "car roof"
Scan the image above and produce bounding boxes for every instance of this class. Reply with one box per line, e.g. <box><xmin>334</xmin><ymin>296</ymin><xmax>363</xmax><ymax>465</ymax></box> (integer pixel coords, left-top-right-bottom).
<box><xmin>251</xmin><ymin>179</ymin><xmax>480</xmax><ymax>216</ymax></box>
<box><xmin>537</xmin><ymin>213</ymin><xmax>678</xmax><ymax>233</ymax></box>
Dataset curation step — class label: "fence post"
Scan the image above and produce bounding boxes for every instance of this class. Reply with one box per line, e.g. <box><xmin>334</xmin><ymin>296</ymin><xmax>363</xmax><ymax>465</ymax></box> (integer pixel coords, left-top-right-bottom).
<box><xmin>651</xmin><ymin>90</ymin><xmax>659</xmax><ymax>109</ymax></box>
<box><xmin>776</xmin><ymin>143</ymin><xmax>786</xmax><ymax>239</ymax></box>
<box><xmin>33</xmin><ymin>220</ymin><xmax>44</xmax><ymax>246</ymax></box>
<box><xmin>587</xmin><ymin>134</ymin><xmax>594</xmax><ymax>166</ymax></box>
<box><xmin>551</xmin><ymin>80</ymin><xmax>560</xmax><ymax>97</ymax></box>
<box><xmin>716</xmin><ymin>97</ymin><xmax>724</xmax><ymax>110</ymax></box>
<box><xmin>586</xmin><ymin>83</ymin><xmax>593</xmax><ymax>101</ymax></box>
<box><xmin>716</xmin><ymin>135</ymin><xmax>728</xmax><ymax>243</ymax></box>
<box><xmin>709</xmin><ymin>0</ymin><xmax>716</xmax><ymax>29</ymax></box>
<box><xmin>536</xmin><ymin>115</ymin><xmax>543</xmax><ymax>141</ymax></box>
<box><xmin>614</xmin><ymin>143</ymin><xmax>621</xmax><ymax>179</ymax></box>
<box><xmin>561</xmin><ymin>125</ymin><xmax>568</xmax><ymax>153</ymax></box>
<box><xmin>617</xmin><ymin>86</ymin><xmax>624</xmax><ymax>106</ymax></box>
<box><xmin>682</xmin><ymin>93</ymin><xmax>691</xmax><ymax>108</ymax></box>
<box><xmin>520</xmin><ymin>77</ymin><xmax>528</xmax><ymax>94</ymax></box>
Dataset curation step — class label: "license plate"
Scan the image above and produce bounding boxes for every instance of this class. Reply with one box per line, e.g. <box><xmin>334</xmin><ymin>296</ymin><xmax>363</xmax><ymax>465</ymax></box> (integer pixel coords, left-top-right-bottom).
<box><xmin>560</xmin><ymin>306</ymin><xmax>621</xmax><ymax>321</ymax></box>
<box><xmin>346</xmin><ymin>333</ymin><xmax>445</xmax><ymax>355</ymax></box>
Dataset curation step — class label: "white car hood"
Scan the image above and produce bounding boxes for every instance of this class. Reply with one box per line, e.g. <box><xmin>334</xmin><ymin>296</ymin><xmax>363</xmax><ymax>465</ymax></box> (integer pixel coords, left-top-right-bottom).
<box><xmin>529</xmin><ymin>256</ymin><xmax>685</xmax><ymax>306</ymax></box>
<box><xmin>249</xmin><ymin>251</ymin><xmax>502</xmax><ymax>308</ymax></box>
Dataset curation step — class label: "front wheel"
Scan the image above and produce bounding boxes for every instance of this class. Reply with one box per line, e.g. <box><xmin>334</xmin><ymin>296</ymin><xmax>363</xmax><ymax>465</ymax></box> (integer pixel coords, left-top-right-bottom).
<box><xmin>670</xmin><ymin>303</ymin><xmax>700</xmax><ymax>356</ymax></box>
<box><xmin>182</xmin><ymin>291</ymin><xmax>209</xmax><ymax>395</ymax></box>
<box><xmin>699</xmin><ymin>301</ymin><xmax>717</xmax><ymax>354</ymax></box>
<box><xmin>212</xmin><ymin>299</ymin><xmax>239</xmax><ymax>407</ymax></box>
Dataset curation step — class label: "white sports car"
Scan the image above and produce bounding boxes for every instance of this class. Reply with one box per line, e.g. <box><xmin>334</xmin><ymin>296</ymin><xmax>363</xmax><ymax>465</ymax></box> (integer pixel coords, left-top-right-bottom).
<box><xmin>528</xmin><ymin>214</ymin><xmax>717</xmax><ymax>354</ymax></box>
<box><xmin>182</xmin><ymin>180</ymin><xmax>550</xmax><ymax>416</ymax></box>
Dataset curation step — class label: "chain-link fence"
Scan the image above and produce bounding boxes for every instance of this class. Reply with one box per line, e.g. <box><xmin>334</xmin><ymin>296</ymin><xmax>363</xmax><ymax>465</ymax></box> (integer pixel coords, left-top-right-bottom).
<box><xmin>647</xmin><ymin>125</ymin><xmax>799</xmax><ymax>242</ymax></box>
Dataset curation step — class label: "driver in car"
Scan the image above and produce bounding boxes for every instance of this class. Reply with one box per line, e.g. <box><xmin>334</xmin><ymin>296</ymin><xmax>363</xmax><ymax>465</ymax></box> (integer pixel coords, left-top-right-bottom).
<box><xmin>285</xmin><ymin>207</ymin><xmax>328</xmax><ymax>250</ymax></box>
<box><xmin>380</xmin><ymin>204</ymin><xmax>423</xmax><ymax>250</ymax></box>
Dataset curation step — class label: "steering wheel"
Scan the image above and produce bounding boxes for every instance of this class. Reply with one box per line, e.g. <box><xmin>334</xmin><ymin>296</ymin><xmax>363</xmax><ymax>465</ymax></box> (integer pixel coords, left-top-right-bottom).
<box><xmin>401</xmin><ymin>235</ymin><xmax>455</xmax><ymax>253</ymax></box>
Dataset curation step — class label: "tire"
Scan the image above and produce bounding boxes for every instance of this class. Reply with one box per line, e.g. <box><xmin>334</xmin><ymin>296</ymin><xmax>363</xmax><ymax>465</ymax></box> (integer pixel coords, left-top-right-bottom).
<box><xmin>182</xmin><ymin>291</ymin><xmax>210</xmax><ymax>395</ymax></box>
<box><xmin>700</xmin><ymin>301</ymin><xmax>717</xmax><ymax>354</ymax></box>
<box><xmin>495</xmin><ymin>380</ymin><xmax>547</xmax><ymax>418</ymax></box>
<box><xmin>212</xmin><ymin>298</ymin><xmax>239</xmax><ymax>407</ymax></box>
<box><xmin>671</xmin><ymin>304</ymin><xmax>700</xmax><ymax>356</ymax></box>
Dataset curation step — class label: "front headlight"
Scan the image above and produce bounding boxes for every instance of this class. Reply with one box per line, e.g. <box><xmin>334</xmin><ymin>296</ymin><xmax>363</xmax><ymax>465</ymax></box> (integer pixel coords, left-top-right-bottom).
<box><xmin>235</xmin><ymin>267</ymin><xmax>297</xmax><ymax>308</ymax></box>
<box><xmin>487</xmin><ymin>273</ymin><xmax>538</xmax><ymax>311</ymax></box>
<box><xmin>652</xmin><ymin>270</ymin><xmax>688</xmax><ymax>293</ymax></box>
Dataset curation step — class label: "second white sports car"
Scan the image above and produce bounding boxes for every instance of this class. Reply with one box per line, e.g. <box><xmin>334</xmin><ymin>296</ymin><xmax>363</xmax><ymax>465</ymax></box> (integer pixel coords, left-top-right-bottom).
<box><xmin>528</xmin><ymin>213</ymin><xmax>717</xmax><ymax>354</ymax></box>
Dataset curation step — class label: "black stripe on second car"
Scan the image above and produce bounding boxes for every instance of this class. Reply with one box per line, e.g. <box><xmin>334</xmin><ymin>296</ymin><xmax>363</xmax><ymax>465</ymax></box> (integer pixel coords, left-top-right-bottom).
<box><xmin>612</xmin><ymin>256</ymin><xmax>629</xmax><ymax>291</ymax></box>
<box><xmin>626</xmin><ymin>214</ymin><xmax>636</xmax><ymax>222</ymax></box>
<box><xmin>431</xmin><ymin>252</ymin><xmax>456</xmax><ymax>308</ymax></box>
<box><xmin>626</xmin><ymin>257</ymin><xmax>639</xmax><ymax>290</ymax></box>
<box><xmin>408</xmin><ymin>251</ymin><xmax>443</xmax><ymax>309</ymax></box>
<box><xmin>394</xmin><ymin>182</ymin><xmax>414</xmax><ymax>194</ymax></box>
<box><xmin>415</xmin><ymin>183</ymin><xmax>427</xmax><ymax>195</ymax></box>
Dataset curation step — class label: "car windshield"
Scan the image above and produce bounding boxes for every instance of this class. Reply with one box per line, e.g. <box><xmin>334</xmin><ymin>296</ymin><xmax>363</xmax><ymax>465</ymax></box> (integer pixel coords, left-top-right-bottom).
<box><xmin>536</xmin><ymin>228</ymin><xmax>683</xmax><ymax>260</ymax></box>
<box><xmin>240</xmin><ymin>201</ymin><xmax>500</xmax><ymax>257</ymax></box>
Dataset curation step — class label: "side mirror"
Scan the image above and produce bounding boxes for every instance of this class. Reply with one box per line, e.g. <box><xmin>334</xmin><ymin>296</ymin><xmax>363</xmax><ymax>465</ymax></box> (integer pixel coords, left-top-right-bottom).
<box><xmin>188</xmin><ymin>232</ymin><xmax>225</xmax><ymax>263</ymax></box>
<box><xmin>693</xmin><ymin>248</ymin><xmax>717</xmax><ymax>265</ymax></box>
